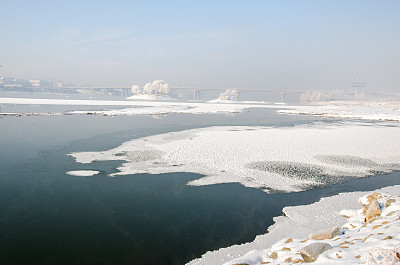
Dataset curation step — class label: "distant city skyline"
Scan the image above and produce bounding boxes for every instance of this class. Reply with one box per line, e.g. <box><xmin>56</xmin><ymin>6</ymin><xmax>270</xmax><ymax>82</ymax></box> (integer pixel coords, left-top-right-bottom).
<box><xmin>1</xmin><ymin>0</ymin><xmax>399</xmax><ymax>92</ymax></box>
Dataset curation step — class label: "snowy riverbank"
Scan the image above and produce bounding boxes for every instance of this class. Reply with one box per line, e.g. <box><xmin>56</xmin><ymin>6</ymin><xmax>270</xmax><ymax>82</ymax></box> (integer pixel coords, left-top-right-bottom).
<box><xmin>278</xmin><ymin>100</ymin><xmax>400</xmax><ymax>122</ymax></box>
<box><xmin>188</xmin><ymin>185</ymin><xmax>400</xmax><ymax>265</ymax></box>
<box><xmin>1</xmin><ymin>97</ymin><xmax>399</xmax><ymax>122</ymax></box>
<box><xmin>0</xmin><ymin>97</ymin><xmax>271</xmax><ymax>115</ymax></box>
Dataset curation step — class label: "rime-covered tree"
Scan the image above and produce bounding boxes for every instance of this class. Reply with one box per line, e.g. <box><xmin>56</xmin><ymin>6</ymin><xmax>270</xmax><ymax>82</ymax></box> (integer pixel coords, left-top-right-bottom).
<box><xmin>131</xmin><ymin>85</ymin><xmax>141</xmax><ymax>95</ymax></box>
<box><xmin>143</xmin><ymin>80</ymin><xmax>169</xmax><ymax>95</ymax></box>
<box><xmin>218</xmin><ymin>89</ymin><xmax>239</xmax><ymax>101</ymax></box>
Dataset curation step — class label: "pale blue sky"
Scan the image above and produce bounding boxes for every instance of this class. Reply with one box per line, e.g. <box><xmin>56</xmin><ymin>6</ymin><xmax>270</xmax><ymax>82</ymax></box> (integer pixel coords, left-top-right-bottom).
<box><xmin>1</xmin><ymin>0</ymin><xmax>399</xmax><ymax>91</ymax></box>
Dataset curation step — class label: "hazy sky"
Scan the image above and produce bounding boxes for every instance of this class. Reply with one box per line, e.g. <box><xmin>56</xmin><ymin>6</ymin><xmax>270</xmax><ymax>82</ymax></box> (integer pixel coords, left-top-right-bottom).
<box><xmin>1</xmin><ymin>0</ymin><xmax>399</xmax><ymax>91</ymax></box>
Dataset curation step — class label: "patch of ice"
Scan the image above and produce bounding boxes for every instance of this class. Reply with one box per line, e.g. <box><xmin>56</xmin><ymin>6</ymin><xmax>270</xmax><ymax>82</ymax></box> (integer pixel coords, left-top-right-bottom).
<box><xmin>68</xmin><ymin>122</ymin><xmax>400</xmax><ymax>193</ymax></box>
<box><xmin>126</xmin><ymin>94</ymin><xmax>174</xmax><ymax>101</ymax></box>
<box><xmin>2</xmin><ymin>97</ymin><xmax>400</xmax><ymax>121</ymax></box>
<box><xmin>66</xmin><ymin>170</ymin><xmax>100</xmax><ymax>176</ymax></box>
<box><xmin>0</xmin><ymin>112</ymin><xmax>62</xmax><ymax>116</ymax></box>
<box><xmin>0</xmin><ymin>97</ymin><xmax>276</xmax><ymax>116</ymax></box>
<box><xmin>69</xmin><ymin>103</ymin><xmax>251</xmax><ymax>116</ymax></box>
<box><xmin>277</xmin><ymin>101</ymin><xmax>400</xmax><ymax>122</ymax></box>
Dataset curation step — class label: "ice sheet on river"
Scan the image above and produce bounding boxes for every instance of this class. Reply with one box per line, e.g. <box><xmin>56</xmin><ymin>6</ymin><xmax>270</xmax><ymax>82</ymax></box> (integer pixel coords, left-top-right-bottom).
<box><xmin>69</xmin><ymin>122</ymin><xmax>400</xmax><ymax>193</ymax></box>
<box><xmin>0</xmin><ymin>97</ymin><xmax>270</xmax><ymax>115</ymax></box>
<box><xmin>277</xmin><ymin>101</ymin><xmax>400</xmax><ymax>122</ymax></box>
<box><xmin>66</xmin><ymin>170</ymin><xmax>100</xmax><ymax>176</ymax></box>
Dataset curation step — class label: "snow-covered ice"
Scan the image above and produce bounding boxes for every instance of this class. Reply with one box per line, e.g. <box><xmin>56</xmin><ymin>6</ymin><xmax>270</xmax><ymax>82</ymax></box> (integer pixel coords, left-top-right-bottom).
<box><xmin>66</xmin><ymin>170</ymin><xmax>100</xmax><ymax>177</ymax></box>
<box><xmin>0</xmin><ymin>97</ymin><xmax>274</xmax><ymax>116</ymax></box>
<box><xmin>68</xmin><ymin>122</ymin><xmax>400</xmax><ymax>193</ymax></box>
<box><xmin>2</xmin><ymin>97</ymin><xmax>399</xmax><ymax>122</ymax></box>
<box><xmin>0</xmin><ymin>112</ymin><xmax>62</xmax><ymax>116</ymax></box>
<box><xmin>126</xmin><ymin>94</ymin><xmax>174</xmax><ymax>101</ymax></box>
<box><xmin>68</xmin><ymin>103</ymin><xmax>253</xmax><ymax>116</ymax></box>
<box><xmin>278</xmin><ymin>101</ymin><xmax>400</xmax><ymax>122</ymax></box>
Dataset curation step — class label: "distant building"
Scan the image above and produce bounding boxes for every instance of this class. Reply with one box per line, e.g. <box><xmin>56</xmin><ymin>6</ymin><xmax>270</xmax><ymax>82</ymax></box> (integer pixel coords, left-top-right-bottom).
<box><xmin>15</xmin><ymin>79</ymin><xmax>31</xmax><ymax>87</ymax></box>
<box><xmin>0</xmin><ymin>77</ymin><xmax>16</xmax><ymax>86</ymax></box>
<box><xmin>0</xmin><ymin>76</ymin><xmax>64</xmax><ymax>92</ymax></box>
<box><xmin>29</xmin><ymin>80</ymin><xmax>41</xmax><ymax>87</ymax></box>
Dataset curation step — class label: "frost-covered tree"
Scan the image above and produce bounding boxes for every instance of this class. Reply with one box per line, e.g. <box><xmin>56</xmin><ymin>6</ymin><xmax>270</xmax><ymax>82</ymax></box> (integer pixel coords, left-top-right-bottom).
<box><xmin>300</xmin><ymin>90</ymin><xmax>348</xmax><ymax>102</ymax></box>
<box><xmin>143</xmin><ymin>80</ymin><xmax>170</xmax><ymax>95</ymax></box>
<box><xmin>131</xmin><ymin>85</ymin><xmax>141</xmax><ymax>95</ymax></box>
<box><xmin>218</xmin><ymin>89</ymin><xmax>239</xmax><ymax>101</ymax></box>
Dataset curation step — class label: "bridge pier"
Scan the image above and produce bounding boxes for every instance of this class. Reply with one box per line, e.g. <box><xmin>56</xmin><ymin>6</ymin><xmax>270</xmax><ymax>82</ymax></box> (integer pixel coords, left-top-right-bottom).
<box><xmin>193</xmin><ymin>89</ymin><xmax>200</xmax><ymax>99</ymax></box>
<box><xmin>281</xmin><ymin>93</ymin><xmax>286</xmax><ymax>103</ymax></box>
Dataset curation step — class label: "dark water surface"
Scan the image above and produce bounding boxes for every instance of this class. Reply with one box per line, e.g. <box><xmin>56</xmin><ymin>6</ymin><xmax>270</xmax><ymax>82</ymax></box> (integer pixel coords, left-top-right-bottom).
<box><xmin>0</xmin><ymin>108</ymin><xmax>399</xmax><ymax>265</ymax></box>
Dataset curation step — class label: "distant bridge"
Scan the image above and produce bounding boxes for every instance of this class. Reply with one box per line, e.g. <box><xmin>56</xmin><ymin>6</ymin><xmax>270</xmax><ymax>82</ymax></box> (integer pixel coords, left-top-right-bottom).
<box><xmin>67</xmin><ymin>86</ymin><xmax>303</xmax><ymax>101</ymax></box>
<box><xmin>173</xmin><ymin>87</ymin><xmax>303</xmax><ymax>101</ymax></box>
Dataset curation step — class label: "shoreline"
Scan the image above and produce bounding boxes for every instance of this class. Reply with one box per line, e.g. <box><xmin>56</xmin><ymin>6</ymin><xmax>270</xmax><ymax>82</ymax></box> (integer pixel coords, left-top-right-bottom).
<box><xmin>0</xmin><ymin>96</ymin><xmax>399</xmax><ymax>122</ymax></box>
<box><xmin>188</xmin><ymin>183</ymin><xmax>400</xmax><ymax>265</ymax></box>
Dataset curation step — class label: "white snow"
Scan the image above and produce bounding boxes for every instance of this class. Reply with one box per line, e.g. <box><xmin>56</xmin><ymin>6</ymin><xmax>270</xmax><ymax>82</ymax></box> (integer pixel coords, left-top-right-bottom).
<box><xmin>68</xmin><ymin>122</ymin><xmax>400</xmax><ymax>193</ymax></box>
<box><xmin>2</xmin><ymin>97</ymin><xmax>399</xmax><ymax>121</ymax></box>
<box><xmin>212</xmin><ymin>186</ymin><xmax>400</xmax><ymax>265</ymax></box>
<box><xmin>278</xmin><ymin>101</ymin><xmax>400</xmax><ymax>122</ymax></box>
<box><xmin>69</xmin><ymin>103</ymin><xmax>253</xmax><ymax>116</ymax></box>
<box><xmin>126</xmin><ymin>94</ymin><xmax>174</xmax><ymax>101</ymax></box>
<box><xmin>0</xmin><ymin>97</ymin><xmax>273</xmax><ymax>115</ymax></box>
<box><xmin>66</xmin><ymin>170</ymin><xmax>100</xmax><ymax>176</ymax></box>
<box><xmin>0</xmin><ymin>112</ymin><xmax>62</xmax><ymax>116</ymax></box>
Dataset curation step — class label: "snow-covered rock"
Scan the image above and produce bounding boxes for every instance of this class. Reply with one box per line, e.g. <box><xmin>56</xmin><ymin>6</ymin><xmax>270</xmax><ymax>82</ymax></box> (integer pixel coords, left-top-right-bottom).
<box><xmin>299</xmin><ymin>243</ymin><xmax>332</xmax><ymax>262</ymax></box>
<box><xmin>308</xmin><ymin>227</ymin><xmax>341</xmax><ymax>240</ymax></box>
<box><xmin>365</xmin><ymin>200</ymin><xmax>382</xmax><ymax>221</ymax></box>
<box><xmin>222</xmin><ymin>189</ymin><xmax>400</xmax><ymax>265</ymax></box>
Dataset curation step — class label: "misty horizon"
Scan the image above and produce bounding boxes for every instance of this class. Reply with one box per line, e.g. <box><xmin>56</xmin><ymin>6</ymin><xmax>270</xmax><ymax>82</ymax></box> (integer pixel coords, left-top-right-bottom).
<box><xmin>1</xmin><ymin>1</ymin><xmax>400</xmax><ymax>93</ymax></box>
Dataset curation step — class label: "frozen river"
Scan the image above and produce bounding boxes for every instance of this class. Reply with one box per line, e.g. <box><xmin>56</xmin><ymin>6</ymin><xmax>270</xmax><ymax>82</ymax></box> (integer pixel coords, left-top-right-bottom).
<box><xmin>1</xmin><ymin>101</ymin><xmax>399</xmax><ymax>265</ymax></box>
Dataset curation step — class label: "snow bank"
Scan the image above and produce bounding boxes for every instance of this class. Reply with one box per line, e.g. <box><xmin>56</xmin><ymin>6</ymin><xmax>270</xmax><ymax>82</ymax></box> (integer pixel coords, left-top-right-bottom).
<box><xmin>219</xmin><ymin>186</ymin><xmax>400</xmax><ymax>265</ymax></box>
<box><xmin>68</xmin><ymin>122</ymin><xmax>400</xmax><ymax>193</ymax></box>
<box><xmin>187</xmin><ymin>187</ymin><xmax>366</xmax><ymax>265</ymax></box>
<box><xmin>278</xmin><ymin>101</ymin><xmax>400</xmax><ymax>122</ymax></box>
<box><xmin>69</xmin><ymin>103</ymin><xmax>254</xmax><ymax>116</ymax></box>
<box><xmin>66</xmin><ymin>170</ymin><xmax>100</xmax><ymax>176</ymax></box>
<box><xmin>126</xmin><ymin>94</ymin><xmax>174</xmax><ymax>101</ymax></box>
<box><xmin>0</xmin><ymin>97</ymin><xmax>272</xmax><ymax>115</ymax></box>
<box><xmin>2</xmin><ymin>97</ymin><xmax>398</xmax><ymax>121</ymax></box>
<box><xmin>0</xmin><ymin>112</ymin><xmax>62</xmax><ymax>116</ymax></box>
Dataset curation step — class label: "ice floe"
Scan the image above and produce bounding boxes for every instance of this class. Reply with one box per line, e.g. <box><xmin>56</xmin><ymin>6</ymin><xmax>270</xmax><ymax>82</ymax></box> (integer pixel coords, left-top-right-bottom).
<box><xmin>68</xmin><ymin>122</ymin><xmax>400</xmax><ymax>193</ymax></box>
<box><xmin>66</xmin><ymin>170</ymin><xmax>100</xmax><ymax>177</ymax></box>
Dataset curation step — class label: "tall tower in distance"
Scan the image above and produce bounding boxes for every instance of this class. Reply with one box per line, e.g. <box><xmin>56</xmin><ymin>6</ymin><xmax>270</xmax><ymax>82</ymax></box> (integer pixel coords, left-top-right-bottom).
<box><xmin>352</xmin><ymin>77</ymin><xmax>366</xmax><ymax>98</ymax></box>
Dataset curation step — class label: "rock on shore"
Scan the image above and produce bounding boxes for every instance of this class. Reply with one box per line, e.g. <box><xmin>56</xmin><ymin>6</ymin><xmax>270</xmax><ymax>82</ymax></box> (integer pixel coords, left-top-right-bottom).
<box><xmin>226</xmin><ymin>190</ymin><xmax>400</xmax><ymax>264</ymax></box>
